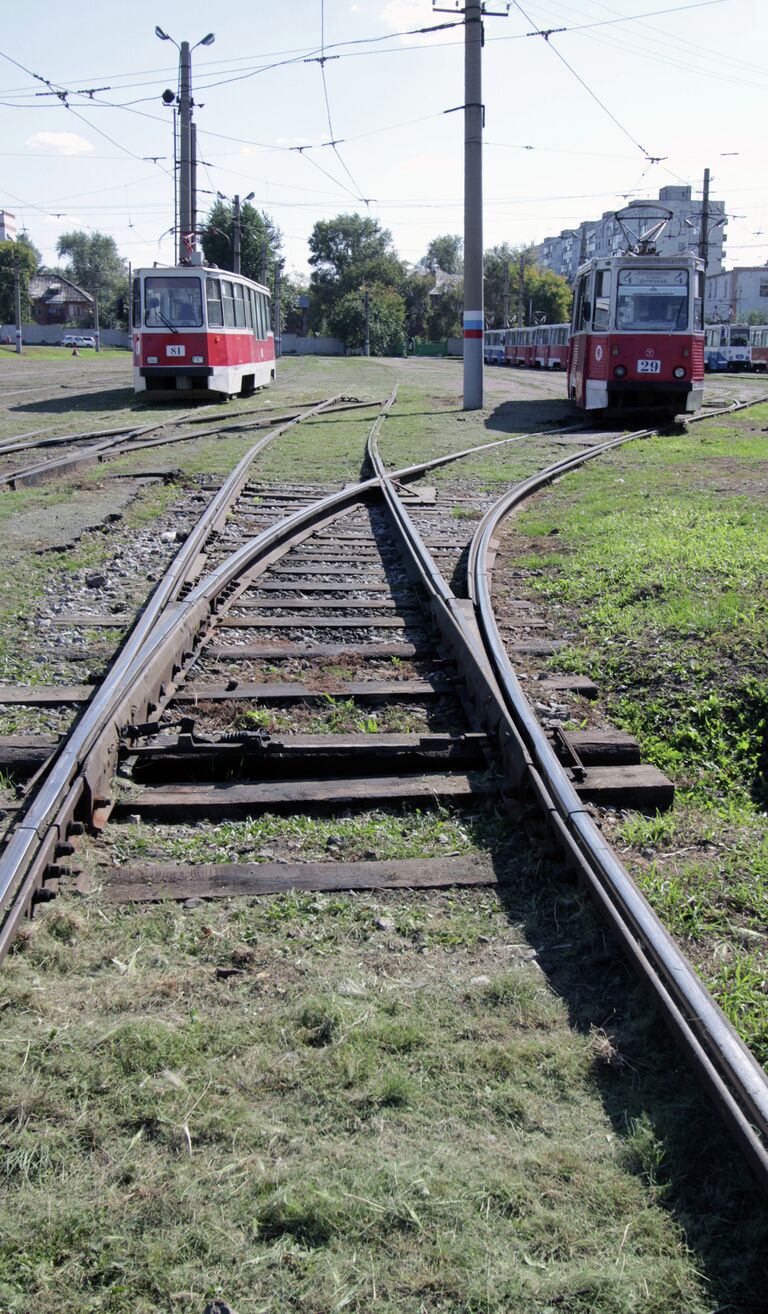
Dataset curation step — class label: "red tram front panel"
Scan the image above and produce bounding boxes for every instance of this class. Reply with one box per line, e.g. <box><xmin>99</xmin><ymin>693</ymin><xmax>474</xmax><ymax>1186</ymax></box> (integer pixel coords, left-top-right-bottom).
<box><xmin>567</xmin><ymin>258</ymin><xmax>704</xmax><ymax>414</ymax></box>
<box><xmin>132</xmin><ymin>266</ymin><xmax>275</xmax><ymax>398</ymax></box>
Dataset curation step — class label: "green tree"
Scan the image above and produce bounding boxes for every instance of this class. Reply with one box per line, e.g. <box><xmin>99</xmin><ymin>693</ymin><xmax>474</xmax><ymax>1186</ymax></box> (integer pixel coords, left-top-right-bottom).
<box><xmin>279</xmin><ymin>273</ymin><xmax>309</xmax><ymax>334</ymax></box>
<box><xmin>423</xmin><ymin>234</ymin><xmax>463</xmax><ymax>274</ymax></box>
<box><xmin>484</xmin><ymin>243</ymin><xmax>571</xmax><ymax>326</ymax></box>
<box><xmin>17</xmin><ymin>229</ymin><xmax>42</xmax><ymax>271</ymax></box>
<box><xmin>308</xmin><ymin>214</ymin><xmax>405</xmax><ymax>331</ymax></box>
<box><xmin>426</xmin><ymin>281</ymin><xmax>463</xmax><ymax>341</ymax></box>
<box><xmin>201</xmin><ymin>199</ymin><xmax>282</xmax><ymax>286</ymax></box>
<box><xmin>745</xmin><ymin>311</ymin><xmax>768</xmax><ymax>326</ymax></box>
<box><xmin>328</xmin><ymin>284</ymin><xmax>406</xmax><ymax>356</ymax></box>
<box><xmin>0</xmin><ymin>238</ymin><xmax>38</xmax><ymax>324</ymax></box>
<box><xmin>56</xmin><ymin>230</ymin><xmax>126</xmax><ymax>312</ymax></box>
<box><xmin>401</xmin><ymin>268</ymin><xmax>434</xmax><ymax>340</ymax></box>
<box><xmin>524</xmin><ymin>265</ymin><xmax>572</xmax><ymax>326</ymax></box>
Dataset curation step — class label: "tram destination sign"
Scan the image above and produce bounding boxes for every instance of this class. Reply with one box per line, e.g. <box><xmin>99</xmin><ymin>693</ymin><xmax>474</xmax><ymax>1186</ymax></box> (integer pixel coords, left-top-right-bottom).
<box><xmin>619</xmin><ymin>268</ymin><xmax>688</xmax><ymax>294</ymax></box>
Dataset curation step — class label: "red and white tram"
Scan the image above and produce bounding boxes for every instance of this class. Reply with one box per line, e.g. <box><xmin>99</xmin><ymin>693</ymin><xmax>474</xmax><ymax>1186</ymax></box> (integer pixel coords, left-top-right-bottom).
<box><xmin>567</xmin><ymin>209</ymin><xmax>704</xmax><ymax>416</ymax></box>
<box><xmin>132</xmin><ymin>263</ymin><xmax>275</xmax><ymax>399</ymax></box>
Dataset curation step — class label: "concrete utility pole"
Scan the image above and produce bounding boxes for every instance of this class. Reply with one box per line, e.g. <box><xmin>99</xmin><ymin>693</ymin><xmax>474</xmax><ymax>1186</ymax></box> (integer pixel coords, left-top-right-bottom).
<box><xmin>127</xmin><ymin>262</ymin><xmax>133</xmax><ymax>335</ymax></box>
<box><xmin>233</xmin><ymin>195</ymin><xmax>242</xmax><ymax>276</ymax></box>
<box><xmin>517</xmin><ymin>253</ymin><xmax>525</xmax><ymax>327</ymax></box>
<box><xmin>274</xmin><ymin>260</ymin><xmax>283</xmax><ymax>359</ymax></box>
<box><xmin>191</xmin><ymin>121</ymin><xmax>198</xmax><ymax>251</ymax></box>
<box><xmin>502</xmin><ymin>259</ymin><xmax>510</xmax><ymax>327</ymax></box>
<box><xmin>363</xmin><ymin>286</ymin><xmax>370</xmax><ymax>357</ymax></box>
<box><xmin>462</xmin><ymin>0</ymin><xmax>483</xmax><ymax>409</ymax></box>
<box><xmin>94</xmin><ymin>293</ymin><xmax>100</xmax><ymax>353</ymax></box>
<box><xmin>700</xmin><ymin>166</ymin><xmax>711</xmax><ymax>278</ymax></box>
<box><xmin>13</xmin><ymin>252</ymin><xmax>22</xmax><ymax>355</ymax></box>
<box><xmin>178</xmin><ymin>41</ymin><xmax>193</xmax><ymax>262</ymax></box>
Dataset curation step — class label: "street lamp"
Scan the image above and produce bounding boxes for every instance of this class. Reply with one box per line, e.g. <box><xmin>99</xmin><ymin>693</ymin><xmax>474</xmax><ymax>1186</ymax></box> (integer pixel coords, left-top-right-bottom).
<box><xmin>216</xmin><ymin>192</ymin><xmax>255</xmax><ymax>275</ymax></box>
<box><xmin>154</xmin><ymin>27</ymin><xmax>216</xmax><ymax>263</ymax></box>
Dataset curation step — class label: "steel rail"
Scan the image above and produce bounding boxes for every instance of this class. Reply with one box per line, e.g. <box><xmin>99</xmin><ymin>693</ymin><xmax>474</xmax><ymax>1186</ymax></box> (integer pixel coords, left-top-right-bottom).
<box><xmin>3</xmin><ymin>393</ymin><xmax>764</xmax><ymax>961</ymax></box>
<box><xmin>465</xmin><ymin>414</ymin><xmax>768</xmax><ymax>1189</ymax></box>
<box><xmin>0</xmin><ymin>393</ymin><xmax>569</xmax><ymax>950</ymax></box>
<box><xmin>0</xmin><ymin>399</ymin><xmax>386</xmax><ymax>489</ymax></box>
<box><xmin>0</xmin><ymin>393</ymin><xmax>347</xmax><ymax>950</ymax></box>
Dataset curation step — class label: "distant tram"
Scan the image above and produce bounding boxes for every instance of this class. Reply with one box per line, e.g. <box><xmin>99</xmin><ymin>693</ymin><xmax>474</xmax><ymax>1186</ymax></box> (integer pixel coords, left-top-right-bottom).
<box><xmin>749</xmin><ymin>325</ymin><xmax>768</xmax><ymax>373</ymax></box>
<box><xmin>703</xmin><ymin>323</ymin><xmax>751</xmax><ymax>373</ymax></box>
<box><xmin>132</xmin><ymin>263</ymin><xmax>275</xmax><ymax>399</ymax></box>
<box><xmin>483</xmin><ymin>324</ymin><xmax>569</xmax><ymax>369</ymax></box>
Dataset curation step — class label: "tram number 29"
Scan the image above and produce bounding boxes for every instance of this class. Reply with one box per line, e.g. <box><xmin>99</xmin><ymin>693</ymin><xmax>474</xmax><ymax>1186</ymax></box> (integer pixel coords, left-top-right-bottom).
<box><xmin>637</xmin><ymin>359</ymin><xmax>661</xmax><ymax>374</ymax></box>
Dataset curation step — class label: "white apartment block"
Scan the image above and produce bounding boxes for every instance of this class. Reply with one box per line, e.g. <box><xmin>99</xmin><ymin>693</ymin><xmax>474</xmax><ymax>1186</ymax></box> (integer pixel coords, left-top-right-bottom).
<box><xmin>0</xmin><ymin>211</ymin><xmax>17</xmax><ymax>243</ymax></box>
<box><xmin>705</xmin><ymin>267</ymin><xmax>768</xmax><ymax>322</ymax></box>
<box><xmin>536</xmin><ymin>186</ymin><xmax>726</xmax><ymax>284</ymax></box>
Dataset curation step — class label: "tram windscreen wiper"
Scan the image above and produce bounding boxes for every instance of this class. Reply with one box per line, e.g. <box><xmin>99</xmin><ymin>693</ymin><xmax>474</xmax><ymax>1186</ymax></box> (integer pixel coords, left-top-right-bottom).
<box><xmin>156</xmin><ymin>310</ymin><xmax>178</xmax><ymax>334</ymax></box>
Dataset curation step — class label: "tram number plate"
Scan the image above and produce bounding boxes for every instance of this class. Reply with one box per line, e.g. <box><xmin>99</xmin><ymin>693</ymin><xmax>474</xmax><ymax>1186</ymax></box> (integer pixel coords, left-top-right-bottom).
<box><xmin>166</xmin><ymin>344</ymin><xmax>186</xmax><ymax>358</ymax></box>
<box><xmin>637</xmin><ymin>359</ymin><xmax>661</xmax><ymax>374</ymax></box>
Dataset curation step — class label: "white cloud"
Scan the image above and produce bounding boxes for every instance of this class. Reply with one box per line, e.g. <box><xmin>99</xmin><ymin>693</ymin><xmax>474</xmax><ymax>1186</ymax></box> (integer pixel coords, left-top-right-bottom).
<box><xmin>25</xmin><ymin>131</ymin><xmax>95</xmax><ymax>156</ymax></box>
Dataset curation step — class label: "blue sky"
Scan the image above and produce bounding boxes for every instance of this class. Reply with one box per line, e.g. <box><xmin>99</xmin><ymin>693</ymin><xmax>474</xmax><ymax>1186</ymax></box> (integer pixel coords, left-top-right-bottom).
<box><xmin>1</xmin><ymin>0</ymin><xmax>766</xmax><ymax>279</ymax></box>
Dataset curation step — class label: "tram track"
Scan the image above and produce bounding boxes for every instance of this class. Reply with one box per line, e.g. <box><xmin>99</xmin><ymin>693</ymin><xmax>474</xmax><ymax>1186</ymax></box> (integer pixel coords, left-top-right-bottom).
<box><xmin>0</xmin><ymin>395</ymin><xmax>382</xmax><ymax>489</ymax></box>
<box><xmin>1</xmin><ymin>386</ymin><xmax>767</xmax><ymax>1195</ymax></box>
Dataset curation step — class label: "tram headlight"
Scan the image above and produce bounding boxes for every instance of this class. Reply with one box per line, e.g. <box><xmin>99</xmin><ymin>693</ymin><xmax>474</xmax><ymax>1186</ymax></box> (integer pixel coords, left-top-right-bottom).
<box><xmin>673</xmin><ymin>366</ymin><xmax>686</xmax><ymax>379</ymax></box>
<box><xmin>613</xmin><ymin>364</ymin><xmax>627</xmax><ymax>379</ymax></box>
<box><xmin>147</xmin><ymin>355</ymin><xmax>158</xmax><ymax>364</ymax></box>
<box><xmin>192</xmin><ymin>356</ymin><xmax>204</xmax><ymax>364</ymax></box>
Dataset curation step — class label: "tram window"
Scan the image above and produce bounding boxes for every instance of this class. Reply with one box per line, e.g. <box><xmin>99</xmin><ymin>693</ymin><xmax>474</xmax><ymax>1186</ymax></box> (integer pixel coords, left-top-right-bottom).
<box><xmin>244</xmin><ymin>287</ymin><xmax>253</xmax><ymax>331</ymax></box>
<box><xmin>616</xmin><ymin>268</ymin><xmax>688</xmax><ymax>331</ymax></box>
<box><xmin>694</xmin><ymin>270</ymin><xmax>703</xmax><ymax>329</ymax></box>
<box><xmin>258</xmin><ymin>293</ymin><xmax>268</xmax><ymax>338</ymax></box>
<box><xmin>221</xmin><ymin>281</ymin><xmax>235</xmax><ymax>328</ymax></box>
<box><xmin>144</xmin><ymin>275</ymin><xmax>203</xmax><ymax>328</ymax></box>
<box><xmin>206</xmin><ymin>278</ymin><xmax>223</xmax><ymax>327</ymax></box>
<box><xmin>233</xmin><ymin>283</ymin><xmax>246</xmax><ymax>329</ymax></box>
<box><xmin>132</xmin><ymin>278</ymin><xmax>141</xmax><ymax>329</ymax></box>
<box><xmin>572</xmin><ymin>279</ymin><xmax>583</xmax><ymax>330</ymax></box>
<box><xmin>730</xmin><ymin>326</ymin><xmax>749</xmax><ymax>347</ymax></box>
<box><xmin>593</xmin><ymin>270</ymin><xmax>611</xmax><ymax>331</ymax></box>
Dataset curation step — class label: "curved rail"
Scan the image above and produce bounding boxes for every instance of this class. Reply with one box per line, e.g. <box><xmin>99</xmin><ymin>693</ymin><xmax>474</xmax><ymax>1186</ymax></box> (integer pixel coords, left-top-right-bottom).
<box><xmin>0</xmin><ymin>395</ymin><xmax>589</xmax><ymax>949</ymax></box>
<box><xmin>0</xmin><ymin>393</ymin><xmax>347</xmax><ymax>952</ymax></box>
<box><xmin>466</xmin><ymin>415</ymin><xmax>768</xmax><ymax>1189</ymax></box>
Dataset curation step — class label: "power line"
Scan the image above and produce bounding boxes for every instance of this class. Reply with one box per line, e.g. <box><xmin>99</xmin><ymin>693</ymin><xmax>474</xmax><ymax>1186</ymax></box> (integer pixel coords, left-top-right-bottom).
<box><xmin>509</xmin><ymin>0</ymin><xmax>653</xmax><ymax>157</ymax></box>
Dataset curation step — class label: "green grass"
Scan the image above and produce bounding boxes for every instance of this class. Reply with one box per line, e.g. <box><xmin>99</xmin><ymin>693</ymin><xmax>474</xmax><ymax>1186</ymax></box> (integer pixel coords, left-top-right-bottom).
<box><xmin>2</xmin><ymin>878</ymin><xmax>763</xmax><ymax>1312</ymax></box>
<box><xmin>508</xmin><ymin>404</ymin><xmax>768</xmax><ymax>1065</ymax></box>
<box><xmin>2</xmin><ymin>361</ymin><xmax>768</xmax><ymax>1308</ymax></box>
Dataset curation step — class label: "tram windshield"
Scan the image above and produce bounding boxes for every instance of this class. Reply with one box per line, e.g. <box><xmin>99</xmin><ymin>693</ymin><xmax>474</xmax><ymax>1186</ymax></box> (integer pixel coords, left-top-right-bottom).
<box><xmin>615</xmin><ymin>268</ymin><xmax>689</xmax><ymax>331</ymax></box>
<box><xmin>729</xmin><ymin>326</ymin><xmax>749</xmax><ymax>346</ymax></box>
<box><xmin>144</xmin><ymin>276</ymin><xmax>203</xmax><ymax>328</ymax></box>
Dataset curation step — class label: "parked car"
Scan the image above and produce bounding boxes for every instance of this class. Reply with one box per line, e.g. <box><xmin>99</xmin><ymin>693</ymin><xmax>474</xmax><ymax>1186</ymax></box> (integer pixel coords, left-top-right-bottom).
<box><xmin>59</xmin><ymin>334</ymin><xmax>96</xmax><ymax>348</ymax></box>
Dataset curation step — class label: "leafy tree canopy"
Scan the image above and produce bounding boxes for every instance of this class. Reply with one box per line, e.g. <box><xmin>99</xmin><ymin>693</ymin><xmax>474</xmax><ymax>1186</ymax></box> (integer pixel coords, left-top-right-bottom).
<box><xmin>327</xmin><ymin>284</ymin><xmax>406</xmax><ymax>356</ymax></box>
<box><xmin>484</xmin><ymin>243</ymin><xmax>571</xmax><ymax>326</ymax></box>
<box><xmin>423</xmin><ymin>234</ymin><xmax>463</xmax><ymax>275</ymax></box>
<box><xmin>201</xmin><ymin>200</ymin><xmax>282</xmax><ymax>286</ymax></box>
<box><xmin>56</xmin><ymin>230</ymin><xmax>125</xmax><ymax>304</ymax></box>
<box><xmin>745</xmin><ymin>311</ymin><xmax>768</xmax><ymax>325</ymax></box>
<box><xmin>308</xmin><ymin>214</ymin><xmax>405</xmax><ymax>331</ymax></box>
<box><xmin>0</xmin><ymin>238</ymin><xmax>38</xmax><ymax>323</ymax></box>
<box><xmin>278</xmin><ymin>273</ymin><xmax>309</xmax><ymax>335</ymax></box>
<box><xmin>426</xmin><ymin>282</ymin><xmax>463</xmax><ymax>341</ymax></box>
<box><xmin>17</xmin><ymin>229</ymin><xmax>42</xmax><ymax>271</ymax></box>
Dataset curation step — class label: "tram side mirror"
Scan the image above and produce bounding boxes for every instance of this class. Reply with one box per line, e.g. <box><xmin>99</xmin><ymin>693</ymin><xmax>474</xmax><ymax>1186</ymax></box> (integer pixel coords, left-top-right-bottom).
<box><xmin>581</xmin><ymin>300</ymin><xmax>591</xmax><ymax>321</ymax></box>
